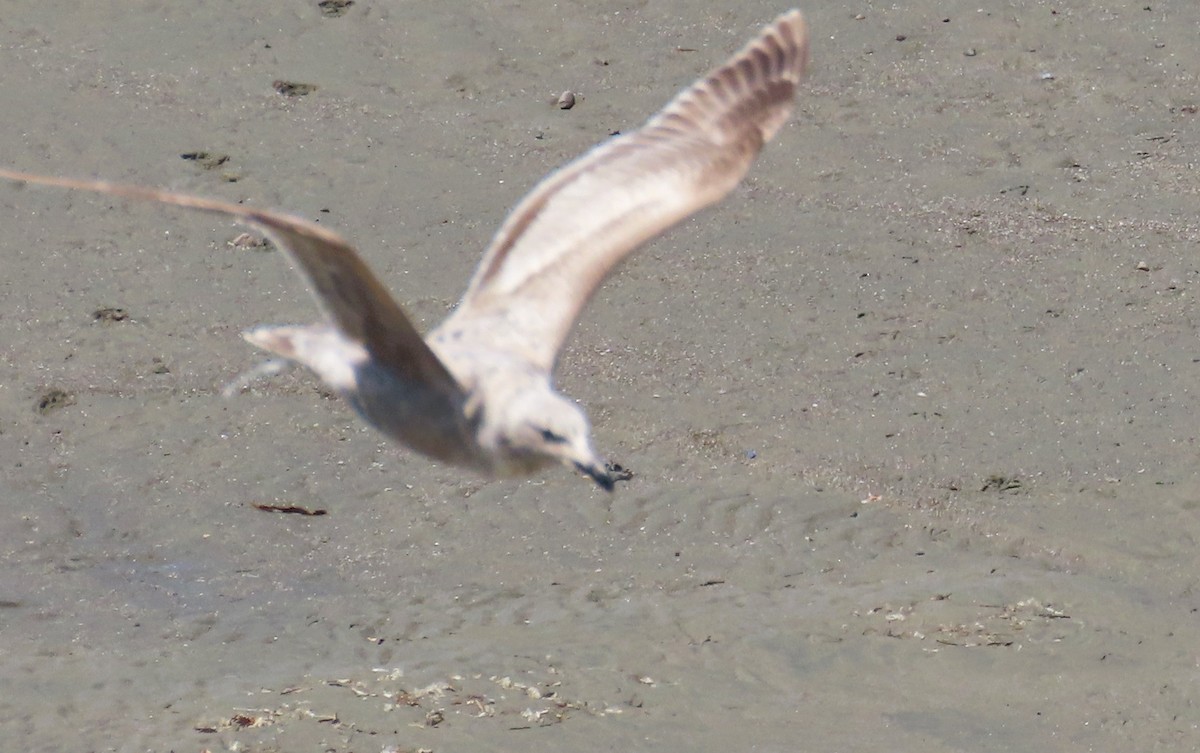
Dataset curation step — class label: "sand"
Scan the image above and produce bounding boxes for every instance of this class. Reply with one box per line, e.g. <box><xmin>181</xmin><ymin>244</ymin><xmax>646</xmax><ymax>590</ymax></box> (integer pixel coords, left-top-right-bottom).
<box><xmin>2</xmin><ymin>1</ymin><xmax>1200</xmax><ymax>751</ymax></box>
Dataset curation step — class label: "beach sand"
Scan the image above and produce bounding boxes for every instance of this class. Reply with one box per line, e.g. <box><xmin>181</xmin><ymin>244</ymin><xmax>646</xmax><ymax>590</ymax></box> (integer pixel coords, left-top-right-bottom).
<box><xmin>2</xmin><ymin>1</ymin><xmax>1199</xmax><ymax>750</ymax></box>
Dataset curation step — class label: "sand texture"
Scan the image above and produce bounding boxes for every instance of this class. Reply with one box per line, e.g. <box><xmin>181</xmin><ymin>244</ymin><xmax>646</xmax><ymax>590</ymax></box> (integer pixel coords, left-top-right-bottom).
<box><xmin>2</xmin><ymin>1</ymin><xmax>1200</xmax><ymax>751</ymax></box>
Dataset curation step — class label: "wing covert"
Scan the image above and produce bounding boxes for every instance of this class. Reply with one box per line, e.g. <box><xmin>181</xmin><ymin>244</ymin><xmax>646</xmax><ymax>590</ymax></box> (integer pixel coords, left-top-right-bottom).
<box><xmin>435</xmin><ymin>10</ymin><xmax>808</xmax><ymax>371</ymax></box>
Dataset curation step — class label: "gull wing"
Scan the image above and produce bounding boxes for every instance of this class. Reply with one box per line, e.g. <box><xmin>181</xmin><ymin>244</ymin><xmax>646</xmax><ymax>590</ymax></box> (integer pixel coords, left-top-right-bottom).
<box><xmin>0</xmin><ymin>168</ymin><xmax>464</xmax><ymax>400</ymax></box>
<box><xmin>433</xmin><ymin>10</ymin><xmax>809</xmax><ymax>372</ymax></box>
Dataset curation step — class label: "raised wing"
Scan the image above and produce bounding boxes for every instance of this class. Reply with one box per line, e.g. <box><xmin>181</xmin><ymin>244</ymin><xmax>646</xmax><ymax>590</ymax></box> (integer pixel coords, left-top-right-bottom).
<box><xmin>433</xmin><ymin>10</ymin><xmax>808</xmax><ymax>371</ymax></box>
<box><xmin>0</xmin><ymin>168</ymin><xmax>463</xmax><ymax>400</ymax></box>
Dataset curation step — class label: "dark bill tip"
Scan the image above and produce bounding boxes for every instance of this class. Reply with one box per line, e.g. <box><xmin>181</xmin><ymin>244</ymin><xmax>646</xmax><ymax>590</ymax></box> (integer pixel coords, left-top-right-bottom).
<box><xmin>575</xmin><ymin>461</ymin><xmax>615</xmax><ymax>492</ymax></box>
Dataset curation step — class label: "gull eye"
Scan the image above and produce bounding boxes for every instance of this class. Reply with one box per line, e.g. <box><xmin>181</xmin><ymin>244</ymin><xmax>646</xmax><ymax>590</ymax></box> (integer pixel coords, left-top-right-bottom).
<box><xmin>539</xmin><ymin>427</ymin><xmax>567</xmax><ymax>444</ymax></box>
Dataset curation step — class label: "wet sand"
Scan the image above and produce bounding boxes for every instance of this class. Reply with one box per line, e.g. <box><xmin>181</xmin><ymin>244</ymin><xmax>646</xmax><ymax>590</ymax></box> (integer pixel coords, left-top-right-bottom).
<box><xmin>3</xmin><ymin>1</ymin><xmax>1200</xmax><ymax>750</ymax></box>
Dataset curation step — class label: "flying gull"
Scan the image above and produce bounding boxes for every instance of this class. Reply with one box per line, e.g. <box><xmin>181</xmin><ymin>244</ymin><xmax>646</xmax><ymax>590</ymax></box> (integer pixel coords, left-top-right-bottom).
<box><xmin>0</xmin><ymin>10</ymin><xmax>809</xmax><ymax>490</ymax></box>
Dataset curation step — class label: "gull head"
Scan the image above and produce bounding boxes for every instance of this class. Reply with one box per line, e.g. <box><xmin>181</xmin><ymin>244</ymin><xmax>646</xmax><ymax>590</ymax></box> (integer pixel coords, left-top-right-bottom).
<box><xmin>491</xmin><ymin>387</ymin><xmax>614</xmax><ymax>491</ymax></box>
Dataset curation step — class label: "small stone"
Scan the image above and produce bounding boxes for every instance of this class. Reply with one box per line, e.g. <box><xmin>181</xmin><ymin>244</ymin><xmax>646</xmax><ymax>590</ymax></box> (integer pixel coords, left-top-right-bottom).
<box><xmin>964</xmin><ymin>48</ymin><xmax>977</xmax><ymax>57</ymax></box>
<box><xmin>34</xmin><ymin>388</ymin><xmax>74</xmax><ymax>416</ymax></box>
<box><xmin>274</xmin><ymin>80</ymin><xmax>318</xmax><ymax>97</ymax></box>
<box><xmin>180</xmin><ymin>151</ymin><xmax>229</xmax><ymax>170</ymax></box>
<box><xmin>93</xmin><ymin>306</ymin><xmax>129</xmax><ymax>323</ymax></box>
<box><xmin>229</xmin><ymin>232</ymin><xmax>271</xmax><ymax>251</ymax></box>
<box><xmin>556</xmin><ymin>90</ymin><xmax>576</xmax><ymax>110</ymax></box>
<box><xmin>318</xmin><ymin>0</ymin><xmax>354</xmax><ymax>17</ymax></box>
<box><xmin>1136</xmin><ymin>261</ymin><xmax>1150</xmax><ymax>271</ymax></box>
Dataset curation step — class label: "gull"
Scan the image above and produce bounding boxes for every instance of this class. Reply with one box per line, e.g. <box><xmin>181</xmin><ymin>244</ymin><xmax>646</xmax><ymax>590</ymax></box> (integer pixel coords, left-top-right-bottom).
<box><xmin>0</xmin><ymin>10</ymin><xmax>809</xmax><ymax>490</ymax></box>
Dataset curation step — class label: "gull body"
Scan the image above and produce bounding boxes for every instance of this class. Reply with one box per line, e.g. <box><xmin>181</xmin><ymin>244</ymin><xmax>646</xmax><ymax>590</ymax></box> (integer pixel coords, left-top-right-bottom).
<box><xmin>0</xmin><ymin>11</ymin><xmax>810</xmax><ymax>490</ymax></box>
